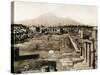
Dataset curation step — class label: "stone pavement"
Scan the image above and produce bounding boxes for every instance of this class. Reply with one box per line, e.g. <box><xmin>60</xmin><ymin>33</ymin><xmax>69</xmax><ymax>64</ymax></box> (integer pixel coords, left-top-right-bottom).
<box><xmin>72</xmin><ymin>61</ymin><xmax>92</xmax><ymax>70</ymax></box>
<box><xmin>57</xmin><ymin>60</ymin><xmax>92</xmax><ymax>71</ymax></box>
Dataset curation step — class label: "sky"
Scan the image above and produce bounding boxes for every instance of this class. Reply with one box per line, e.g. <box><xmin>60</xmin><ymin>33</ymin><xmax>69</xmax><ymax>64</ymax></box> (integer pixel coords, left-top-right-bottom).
<box><xmin>14</xmin><ymin>1</ymin><xmax>97</xmax><ymax>26</ymax></box>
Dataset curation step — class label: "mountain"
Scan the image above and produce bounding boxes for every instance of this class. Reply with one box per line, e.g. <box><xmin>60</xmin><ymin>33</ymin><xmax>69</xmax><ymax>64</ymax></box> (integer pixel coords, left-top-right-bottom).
<box><xmin>16</xmin><ymin>13</ymin><xmax>81</xmax><ymax>26</ymax></box>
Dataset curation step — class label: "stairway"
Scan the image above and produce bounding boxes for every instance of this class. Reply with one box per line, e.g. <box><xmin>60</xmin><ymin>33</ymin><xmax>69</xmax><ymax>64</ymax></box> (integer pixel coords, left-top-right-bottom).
<box><xmin>68</xmin><ymin>35</ymin><xmax>80</xmax><ymax>52</ymax></box>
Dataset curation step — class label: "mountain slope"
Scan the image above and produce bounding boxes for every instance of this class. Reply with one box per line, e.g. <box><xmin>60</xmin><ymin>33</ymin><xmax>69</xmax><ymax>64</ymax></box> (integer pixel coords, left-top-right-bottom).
<box><xmin>16</xmin><ymin>13</ymin><xmax>81</xmax><ymax>26</ymax></box>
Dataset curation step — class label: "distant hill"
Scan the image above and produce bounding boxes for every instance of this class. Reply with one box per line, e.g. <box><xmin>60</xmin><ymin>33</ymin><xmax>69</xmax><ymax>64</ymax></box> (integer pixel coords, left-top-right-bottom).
<box><xmin>15</xmin><ymin>13</ymin><xmax>82</xmax><ymax>26</ymax></box>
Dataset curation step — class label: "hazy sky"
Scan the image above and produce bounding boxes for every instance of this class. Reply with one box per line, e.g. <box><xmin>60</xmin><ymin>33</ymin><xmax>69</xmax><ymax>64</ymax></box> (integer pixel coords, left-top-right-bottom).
<box><xmin>14</xmin><ymin>1</ymin><xmax>97</xmax><ymax>26</ymax></box>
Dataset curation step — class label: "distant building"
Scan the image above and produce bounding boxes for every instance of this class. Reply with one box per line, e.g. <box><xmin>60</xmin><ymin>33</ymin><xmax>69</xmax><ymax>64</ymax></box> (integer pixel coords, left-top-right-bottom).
<box><xmin>29</xmin><ymin>26</ymin><xmax>36</xmax><ymax>33</ymax></box>
<box><xmin>36</xmin><ymin>26</ymin><xmax>61</xmax><ymax>34</ymax></box>
<box><xmin>44</xmin><ymin>27</ymin><xmax>61</xmax><ymax>34</ymax></box>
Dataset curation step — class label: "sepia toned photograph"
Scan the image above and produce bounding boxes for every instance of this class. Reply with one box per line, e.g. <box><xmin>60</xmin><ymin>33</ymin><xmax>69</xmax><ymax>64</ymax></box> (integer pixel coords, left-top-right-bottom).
<box><xmin>11</xmin><ymin>1</ymin><xmax>97</xmax><ymax>74</ymax></box>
